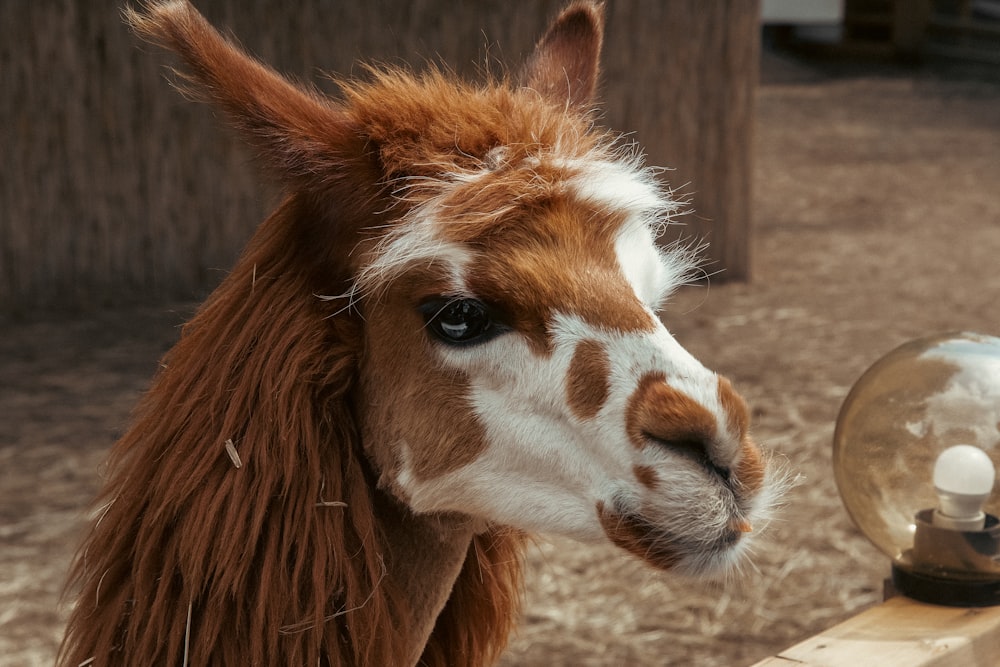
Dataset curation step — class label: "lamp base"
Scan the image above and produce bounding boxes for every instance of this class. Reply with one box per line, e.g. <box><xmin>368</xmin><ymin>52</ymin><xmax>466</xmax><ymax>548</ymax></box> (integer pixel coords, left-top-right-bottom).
<box><xmin>892</xmin><ymin>563</ymin><xmax>1000</xmax><ymax>607</ymax></box>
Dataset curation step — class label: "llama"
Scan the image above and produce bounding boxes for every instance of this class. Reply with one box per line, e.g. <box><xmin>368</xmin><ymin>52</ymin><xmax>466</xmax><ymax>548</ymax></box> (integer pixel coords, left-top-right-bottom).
<box><xmin>59</xmin><ymin>2</ymin><xmax>778</xmax><ymax>665</ymax></box>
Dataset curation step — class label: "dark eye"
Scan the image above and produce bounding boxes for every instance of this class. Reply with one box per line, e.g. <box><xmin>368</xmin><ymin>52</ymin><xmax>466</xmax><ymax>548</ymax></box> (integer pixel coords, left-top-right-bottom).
<box><xmin>420</xmin><ymin>298</ymin><xmax>505</xmax><ymax>346</ymax></box>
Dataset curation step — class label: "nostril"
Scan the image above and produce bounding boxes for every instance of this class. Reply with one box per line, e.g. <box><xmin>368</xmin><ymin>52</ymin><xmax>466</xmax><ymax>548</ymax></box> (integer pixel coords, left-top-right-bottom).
<box><xmin>648</xmin><ymin>435</ymin><xmax>703</xmax><ymax>459</ymax></box>
<box><xmin>712</xmin><ymin>463</ymin><xmax>732</xmax><ymax>482</ymax></box>
<box><xmin>645</xmin><ymin>434</ymin><xmax>731</xmax><ymax>482</ymax></box>
<box><xmin>701</xmin><ymin>458</ymin><xmax>733</xmax><ymax>483</ymax></box>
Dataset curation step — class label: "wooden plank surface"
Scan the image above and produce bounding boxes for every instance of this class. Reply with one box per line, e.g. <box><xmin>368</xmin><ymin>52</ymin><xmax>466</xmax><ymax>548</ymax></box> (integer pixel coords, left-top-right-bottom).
<box><xmin>749</xmin><ymin>596</ymin><xmax>1000</xmax><ymax>667</ymax></box>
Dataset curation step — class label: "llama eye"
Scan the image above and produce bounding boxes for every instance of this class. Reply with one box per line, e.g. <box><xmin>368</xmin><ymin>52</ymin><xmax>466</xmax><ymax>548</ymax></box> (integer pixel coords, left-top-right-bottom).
<box><xmin>420</xmin><ymin>298</ymin><xmax>505</xmax><ymax>346</ymax></box>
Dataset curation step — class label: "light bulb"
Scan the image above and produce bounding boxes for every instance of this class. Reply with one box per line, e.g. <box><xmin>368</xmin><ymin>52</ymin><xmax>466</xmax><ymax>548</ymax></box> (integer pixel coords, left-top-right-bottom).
<box><xmin>932</xmin><ymin>444</ymin><xmax>995</xmax><ymax>531</ymax></box>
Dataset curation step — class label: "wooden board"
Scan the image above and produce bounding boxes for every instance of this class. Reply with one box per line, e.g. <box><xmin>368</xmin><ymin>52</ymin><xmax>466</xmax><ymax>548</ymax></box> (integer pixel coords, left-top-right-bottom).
<box><xmin>749</xmin><ymin>596</ymin><xmax>1000</xmax><ymax>667</ymax></box>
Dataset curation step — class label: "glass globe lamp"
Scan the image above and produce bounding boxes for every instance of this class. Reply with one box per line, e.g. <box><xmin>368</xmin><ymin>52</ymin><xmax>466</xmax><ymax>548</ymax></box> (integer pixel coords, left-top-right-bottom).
<box><xmin>833</xmin><ymin>332</ymin><xmax>1000</xmax><ymax>606</ymax></box>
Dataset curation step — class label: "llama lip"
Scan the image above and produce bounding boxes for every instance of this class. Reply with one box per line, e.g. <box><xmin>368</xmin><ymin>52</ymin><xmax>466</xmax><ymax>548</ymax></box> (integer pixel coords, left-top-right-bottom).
<box><xmin>596</xmin><ymin>493</ymin><xmax>752</xmax><ymax>573</ymax></box>
<box><xmin>596</xmin><ymin>501</ymin><xmax>682</xmax><ymax>571</ymax></box>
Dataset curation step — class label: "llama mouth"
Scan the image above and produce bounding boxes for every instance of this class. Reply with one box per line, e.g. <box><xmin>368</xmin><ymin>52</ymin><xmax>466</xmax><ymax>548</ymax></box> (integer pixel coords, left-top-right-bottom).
<box><xmin>595</xmin><ymin>500</ymin><xmax>748</xmax><ymax>573</ymax></box>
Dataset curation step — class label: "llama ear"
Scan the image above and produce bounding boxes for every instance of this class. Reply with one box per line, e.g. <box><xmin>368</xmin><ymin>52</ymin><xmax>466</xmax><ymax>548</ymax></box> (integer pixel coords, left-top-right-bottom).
<box><xmin>520</xmin><ymin>1</ymin><xmax>605</xmax><ymax>108</ymax></box>
<box><xmin>126</xmin><ymin>1</ymin><xmax>358</xmax><ymax>190</ymax></box>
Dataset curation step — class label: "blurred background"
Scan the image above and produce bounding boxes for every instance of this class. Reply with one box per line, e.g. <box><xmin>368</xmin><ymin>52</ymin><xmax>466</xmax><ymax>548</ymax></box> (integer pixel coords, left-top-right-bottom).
<box><xmin>2</xmin><ymin>1</ymin><xmax>999</xmax><ymax>665</ymax></box>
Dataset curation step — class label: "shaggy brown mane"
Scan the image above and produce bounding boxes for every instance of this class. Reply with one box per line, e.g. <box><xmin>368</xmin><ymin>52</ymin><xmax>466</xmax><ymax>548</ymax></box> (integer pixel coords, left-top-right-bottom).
<box><xmin>63</xmin><ymin>200</ymin><xmax>372</xmax><ymax>665</ymax></box>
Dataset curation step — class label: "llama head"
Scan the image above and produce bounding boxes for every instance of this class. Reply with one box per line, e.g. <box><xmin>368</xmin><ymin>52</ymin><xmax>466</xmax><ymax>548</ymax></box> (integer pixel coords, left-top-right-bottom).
<box><xmin>350</xmin><ymin>4</ymin><xmax>776</xmax><ymax>575</ymax></box>
<box><xmin>130</xmin><ymin>0</ymin><xmax>776</xmax><ymax>576</ymax></box>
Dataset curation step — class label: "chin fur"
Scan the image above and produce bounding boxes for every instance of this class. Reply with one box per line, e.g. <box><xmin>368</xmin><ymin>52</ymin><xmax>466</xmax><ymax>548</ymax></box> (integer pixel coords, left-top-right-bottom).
<box><xmin>599</xmin><ymin>453</ymin><xmax>795</xmax><ymax>577</ymax></box>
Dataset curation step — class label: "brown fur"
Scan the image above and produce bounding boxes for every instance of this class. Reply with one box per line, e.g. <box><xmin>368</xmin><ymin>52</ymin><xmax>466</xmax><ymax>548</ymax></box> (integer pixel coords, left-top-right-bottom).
<box><xmin>468</xmin><ymin>202</ymin><xmax>657</xmax><ymax>354</ymax></box>
<box><xmin>717</xmin><ymin>376</ymin><xmax>767</xmax><ymax>495</ymax></box>
<box><xmin>566</xmin><ymin>339</ymin><xmax>612</xmax><ymax>420</ymax></box>
<box><xmin>632</xmin><ymin>464</ymin><xmax>661</xmax><ymax>490</ymax></box>
<box><xmin>59</xmin><ymin>1</ymin><xmax>608</xmax><ymax>664</ymax></box>
<box><xmin>626</xmin><ymin>371</ymin><xmax>719</xmax><ymax>453</ymax></box>
<box><xmin>420</xmin><ymin>528</ymin><xmax>529</xmax><ymax>667</ymax></box>
<box><xmin>735</xmin><ymin>438</ymin><xmax>767</xmax><ymax>497</ymax></box>
<box><xmin>521</xmin><ymin>1</ymin><xmax>605</xmax><ymax>108</ymax></box>
<box><xmin>59</xmin><ymin>201</ymin><xmax>414</xmax><ymax>665</ymax></box>
<box><xmin>596</xmin><ymin>501</ymin><xmax>681</xmax><ymax>569</ymax></box>
<box><xmin>357</xmin><ymin>263</ymin><xmax>493</xmax><ymax>483</ymax></box>
<box><xmin>717</xmin><ymin>376</ymin><xmax>750</xmax><ymax>442</ymax></box>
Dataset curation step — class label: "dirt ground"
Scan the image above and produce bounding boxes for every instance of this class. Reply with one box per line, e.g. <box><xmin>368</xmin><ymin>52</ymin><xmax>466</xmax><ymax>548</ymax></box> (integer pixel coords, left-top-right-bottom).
<box><xmin>2</xmin><ymin>48</ymin><xmax>999</xmax><ymax>666</ymax></box>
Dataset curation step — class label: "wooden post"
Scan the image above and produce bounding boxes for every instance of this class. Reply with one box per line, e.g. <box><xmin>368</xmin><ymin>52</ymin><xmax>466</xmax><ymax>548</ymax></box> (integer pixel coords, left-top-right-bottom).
<box><xmin>893</xmin><ymin>0</ymin><xmax>932</xmax><ymax>58</ymax></box>
<box><xmin>601</xmin><ymin>0</ymin><xmax>759</xmax><ymax>281</ymax></box>
<box><xmin>749</xmin><ymin>596</ymin><xmax>1000</xmax><ymax>667</ymax></box>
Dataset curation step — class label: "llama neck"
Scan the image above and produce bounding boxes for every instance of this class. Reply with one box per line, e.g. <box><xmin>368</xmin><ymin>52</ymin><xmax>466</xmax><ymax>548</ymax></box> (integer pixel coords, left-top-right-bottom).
<box><xmin>372</xmin><ymin>489</ymin><xmax>478</xmax><ymax>666</ymax></box>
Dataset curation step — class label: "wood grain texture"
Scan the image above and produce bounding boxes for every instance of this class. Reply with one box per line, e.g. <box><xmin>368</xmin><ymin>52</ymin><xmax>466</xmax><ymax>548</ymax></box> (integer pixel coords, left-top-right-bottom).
<box><xmin>749</xmin><ymin>596</ymin><xmax>1000</xmax><ymax>667</ymax></box>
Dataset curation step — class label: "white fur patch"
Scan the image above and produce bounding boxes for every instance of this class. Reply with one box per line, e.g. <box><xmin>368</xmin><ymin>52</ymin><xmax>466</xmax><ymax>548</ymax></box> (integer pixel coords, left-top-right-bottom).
<box><xmin>354</xmin><ymin>204</ymin><xmax>471</xmax><ymax>298</ymax></box>
<box><xmin>614</xmin><ymin>221</ymin><xmax>675</xmax><ymax>310</ymax></box>
<box><xmin>565</xmin><ymin>153</ymin><xmax>700</xmax><ymax>305</ymax></box>
<box><xmin>567</xmin><ymin>157</ymin><xmax>669</xmax><ymax>216</ymax></box>
<box><xmin>396</xmin><ymin>331</ymin><xmax>621</xmax><ymax>541</ymax></box>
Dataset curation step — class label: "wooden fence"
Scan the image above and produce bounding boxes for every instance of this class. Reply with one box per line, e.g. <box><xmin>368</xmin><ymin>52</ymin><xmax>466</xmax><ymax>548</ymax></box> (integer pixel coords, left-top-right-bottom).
<box><xmin>0</xmin><ymin>0</ymin><xmax>757</xmax><ymax>312</ymax></box>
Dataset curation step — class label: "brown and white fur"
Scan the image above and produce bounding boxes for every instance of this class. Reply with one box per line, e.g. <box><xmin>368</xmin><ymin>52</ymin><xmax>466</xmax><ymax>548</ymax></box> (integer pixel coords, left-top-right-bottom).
<box><xmin>59</xmin><ymin>2</ymin><xmax>780</xmax><ymax>665</ymax></box>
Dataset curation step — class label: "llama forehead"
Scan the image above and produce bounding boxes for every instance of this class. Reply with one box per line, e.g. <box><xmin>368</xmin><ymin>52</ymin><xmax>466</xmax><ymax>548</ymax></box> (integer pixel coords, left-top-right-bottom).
<box><xmin>342</xmin><ymin>63</ymin><xmax>695</xmax><ymax>306</ymax></box>
<box><xmin>357</xmin><ymin>150</ymin><xmax>690</xmax><ymax>348</ymax></box>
